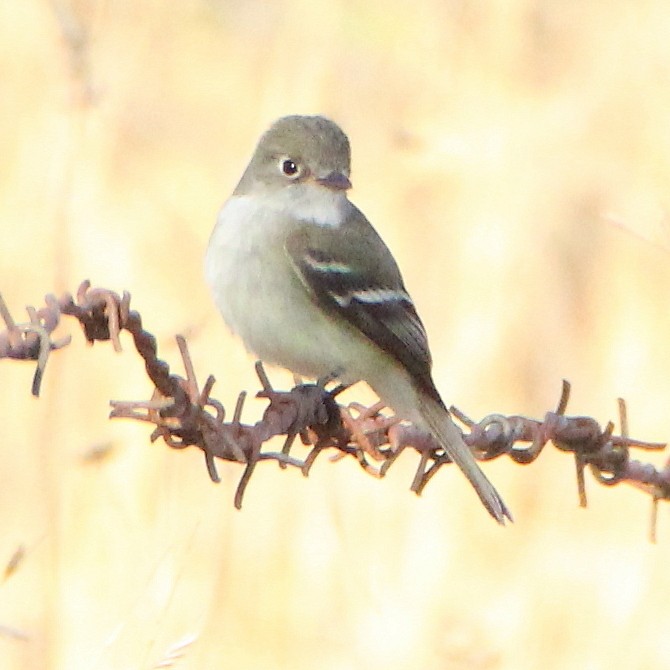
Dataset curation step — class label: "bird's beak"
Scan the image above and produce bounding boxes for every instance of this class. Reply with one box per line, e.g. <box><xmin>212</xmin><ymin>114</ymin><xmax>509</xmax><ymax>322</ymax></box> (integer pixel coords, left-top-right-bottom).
<box><xmin>314</xmin><ymin>171</ymin><xmax>352</xmax><ymax>191</ymax></box>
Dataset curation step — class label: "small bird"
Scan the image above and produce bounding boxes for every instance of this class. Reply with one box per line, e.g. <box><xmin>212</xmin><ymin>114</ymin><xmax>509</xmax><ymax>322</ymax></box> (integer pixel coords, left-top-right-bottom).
<box><xmin>205</xmin><ymin>115</ymin><xmax>511</xmax><ymax>523</ymax></box>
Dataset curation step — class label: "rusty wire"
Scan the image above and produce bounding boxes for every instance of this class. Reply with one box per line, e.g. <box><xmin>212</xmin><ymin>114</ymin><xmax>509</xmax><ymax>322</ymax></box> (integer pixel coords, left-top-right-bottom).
<box><xmin>2</xmin><ymin>281</ymin><xmax>670</xmax><ymax>537</ymax></box>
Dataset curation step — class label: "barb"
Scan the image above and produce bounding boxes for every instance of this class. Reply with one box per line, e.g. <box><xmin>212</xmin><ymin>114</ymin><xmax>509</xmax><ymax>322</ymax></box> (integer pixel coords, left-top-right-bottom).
<box><xmin>0</xmin><ymin>293</ymin><xmax>71</xmax><ymax>396</ymax></box>
<box><xmin>2</xmin><ymin>282</ymin><xmax>670</xmax><ymax>536</ymax></box>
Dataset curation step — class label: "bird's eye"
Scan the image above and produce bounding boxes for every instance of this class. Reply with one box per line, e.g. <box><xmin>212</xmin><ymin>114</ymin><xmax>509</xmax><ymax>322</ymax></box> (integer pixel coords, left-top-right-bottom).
<box><xmin>280</xmin><ymin>158</ymin><xmax>300</xmax><ymax>177</ymax></box>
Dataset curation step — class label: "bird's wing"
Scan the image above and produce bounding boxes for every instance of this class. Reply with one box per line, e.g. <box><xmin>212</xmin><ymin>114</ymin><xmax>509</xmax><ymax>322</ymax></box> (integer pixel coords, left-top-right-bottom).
<box><xmin>285</xmin><ymin>210</ymin><xmax>437</xmax><ymax>395</ymax></box>
<box><xmin>286</xmin><ymin>209</ymin><xmax>511</xmax><ymax>524</ymax></box>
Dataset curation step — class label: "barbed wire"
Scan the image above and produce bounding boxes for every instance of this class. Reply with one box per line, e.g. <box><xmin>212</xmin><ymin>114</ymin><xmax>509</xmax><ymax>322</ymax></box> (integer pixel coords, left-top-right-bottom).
<box><xmin>2</xmin><ymin>281</ymin><xmax>669</xmax><ymax>538</ymax></box>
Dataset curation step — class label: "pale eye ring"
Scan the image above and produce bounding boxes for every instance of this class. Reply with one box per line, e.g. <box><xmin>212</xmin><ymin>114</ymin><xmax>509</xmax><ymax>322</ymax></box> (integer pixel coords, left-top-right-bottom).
<box><xmin>280</xmin><ymin>158</ymin><xmax>300</xmax><ymax>178</ymax></box>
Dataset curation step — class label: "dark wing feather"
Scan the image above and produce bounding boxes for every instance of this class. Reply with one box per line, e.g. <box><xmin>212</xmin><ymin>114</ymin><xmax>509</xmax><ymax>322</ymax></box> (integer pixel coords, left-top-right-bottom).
<box><xmin>285</xmin><ymin>222</ymin><xmax>437</xmax><ymax>396</ymax></box>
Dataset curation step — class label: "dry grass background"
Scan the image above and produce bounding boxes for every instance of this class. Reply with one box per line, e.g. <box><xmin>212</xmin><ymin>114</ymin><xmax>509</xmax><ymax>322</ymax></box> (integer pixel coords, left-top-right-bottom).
<box><xmin>2</xmin><ymin>1</ymin><xmax>670</xmax><ymax>668</ymax></box>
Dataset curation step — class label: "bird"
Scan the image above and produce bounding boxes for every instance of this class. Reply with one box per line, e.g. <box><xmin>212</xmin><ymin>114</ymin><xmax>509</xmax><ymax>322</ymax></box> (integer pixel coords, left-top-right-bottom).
<box><xmin>205</xmin><ymin>115</ymin><xmax>511</xmax><ymax>523</ymax></box>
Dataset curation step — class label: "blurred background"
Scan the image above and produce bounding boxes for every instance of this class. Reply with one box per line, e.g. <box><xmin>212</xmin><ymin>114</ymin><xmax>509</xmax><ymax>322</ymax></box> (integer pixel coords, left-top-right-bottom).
<box><xmin>2</xmin><ymin>1</ymin><xmax>670</xmax><ymax>668</ymax></box>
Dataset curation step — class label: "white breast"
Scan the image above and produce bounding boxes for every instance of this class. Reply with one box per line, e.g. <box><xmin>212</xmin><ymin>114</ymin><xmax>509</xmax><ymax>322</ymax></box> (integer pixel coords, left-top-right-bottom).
<box><xmin>204</xmin><ymin>195</ymin><xmax>281</xmax><ymax>341</ymax></box>
<box><xmin>204</xmin><ymin>192</ymin><xmax>361</xmax><ymax>378</ymax></box>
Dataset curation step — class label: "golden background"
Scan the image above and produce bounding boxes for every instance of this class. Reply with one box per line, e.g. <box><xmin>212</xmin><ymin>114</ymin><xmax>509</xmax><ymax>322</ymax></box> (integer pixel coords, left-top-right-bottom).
<box><xmin>2</xmin><ymin>1</ymin><xmax>670</xmax><ymax>668</ymax></box>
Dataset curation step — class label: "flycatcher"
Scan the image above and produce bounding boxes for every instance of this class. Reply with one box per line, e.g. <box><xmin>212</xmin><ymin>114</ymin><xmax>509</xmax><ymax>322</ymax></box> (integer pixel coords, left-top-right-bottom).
<box><xmin>205</xmin><ymin>115</ymin><xmax>510</xmax><ymax>523</ymax></box>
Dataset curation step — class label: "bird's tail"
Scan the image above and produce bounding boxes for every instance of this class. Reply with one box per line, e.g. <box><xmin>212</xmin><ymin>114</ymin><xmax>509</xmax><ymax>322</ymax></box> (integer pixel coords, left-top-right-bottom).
<box><xmin>417</xmin><ymin>391</ymin><xmax>512</xmax><ymax>524</ymax></box>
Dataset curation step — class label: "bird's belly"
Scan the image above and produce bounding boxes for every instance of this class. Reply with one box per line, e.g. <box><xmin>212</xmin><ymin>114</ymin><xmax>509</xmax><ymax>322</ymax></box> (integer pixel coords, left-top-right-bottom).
<box><xmin>208</xmin><ymin>239</ymin><xmax>356</xmax><ymax>380</ymax></box>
